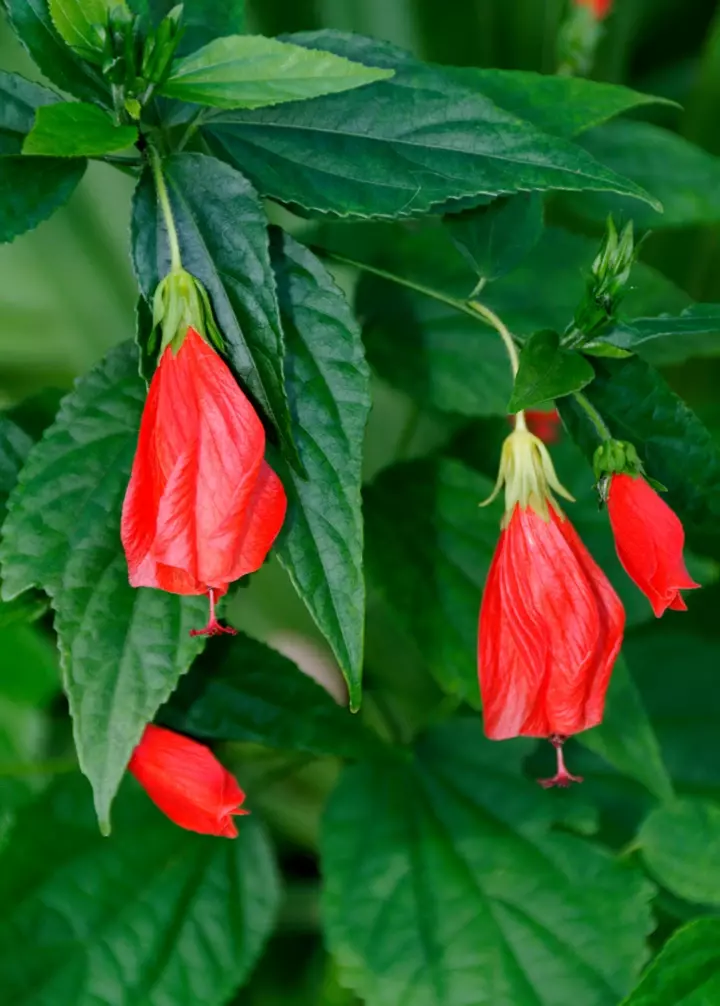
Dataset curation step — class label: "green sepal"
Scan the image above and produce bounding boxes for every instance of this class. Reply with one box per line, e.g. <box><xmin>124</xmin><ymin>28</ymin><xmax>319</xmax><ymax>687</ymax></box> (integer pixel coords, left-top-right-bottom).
<box><xmin>592</xmin><ymin>438</ymin><xmax>667</xmax><ymax>502</ymax></box>
<box><xmin>152</xmin><ymin>267</ymin><xmax>224</xmax><ymax>358</ymax></box>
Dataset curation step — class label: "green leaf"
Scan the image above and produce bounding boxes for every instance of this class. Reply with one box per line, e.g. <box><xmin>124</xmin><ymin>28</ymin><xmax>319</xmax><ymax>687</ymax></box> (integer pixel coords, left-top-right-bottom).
<box><xmin>0</xmin><ymin>342</ymin><xmax>208</xmax><ymax>830</ymax></box>
<box><xmin>0</xmin><ymin>414</ymin><xmax>32</xmax><ymax>524</ymax></box>
<box><xmin>603</xmin><ymin>304</ymin><xmax>720</xmax><ymax>366</ymax></box>
<box><xmin>47</xmin><ymin>0</ymin><xmax>118</xmax><ymax>61</ymax></box>
<box><xmin>204</xmin><ymin>31</ymin><xmax>658</xmax><ymax>220</ymax></box>
<box><xmin>621</xmin><ymin>919</ymin><xmax>720</xmax><ymax>1006</ymax></box>
<box><xmin>162</xmin><ymin>631</ymin><xmax>381</xmax><ymax>759</ymax></box>
<box><xmin>566</xmin><ymin>121</ymin><xmax>720</xmax><ymax>229</ymax></box>
<box><xmin>0</xmin><ymin>71</ymin><xmax>61</xmax><ymax>155</ymax></box>
<box><xmin>557</xmin><ymin>355</ymin><xmax>720</xmax><ymax>531</ymax></box>
<box><xmin>3</xmin><ymin>0</ymin><xmax>107</xmax><ymax>102</ymax></box>
<box><xmin>22</xmin><ymin>102</ymin><xmax>138</xmax><ymax>157</ymax></box>
<box><xmin>270</xmin><ymin>232</ymin><xmax>370</xmax><ymax>709</ymax></box>
<box><xmin>322</xmin><ymin>720</ymin><xmax>655</xmax><ymax>1006</ymax></box>
<box><xmin>131</xmin><ymin>152</ymin><xmax>299</xmax><ymax>469</ymax></box>
<box><xmin>161</xmin><ymin>34</ymin><xmax>394</xmax><ymax>109</ymax></box>
<box><xmin>446</xmin><ymin>193</ymin><xmax>544</xmax><ymax>283</ymax></box>
<box><xmin>365</xmin><ymin>458</ymin><xmax>499</xmax><ymax>706</ymax></box>
<box><xmin>0</xmin><ymin>774</ymin><xmax>280</xmax><ymax>1005</ymax></box>
<box><xmin>0</xmin><ymin>156</ymin><xmax>85</xmax><ymax>245</ymax></box>
<box><xmin>577</xmin><ymin>655</ymin><xmax>674</xmax><ymax>803</ymax></box>
<box><xmin>509</xmin><ymin>330</ymin><xmax>595</xmax><ymax>412</ymax></box>
<box><xmin>0</xmin><ymin>593</ymin><xmax>49</xmax><ymax>631</ymax></box>
<box><xmin>637</xmin><ymin>798</ymin><xmax>720</xmax><ymax>904</ymax></box>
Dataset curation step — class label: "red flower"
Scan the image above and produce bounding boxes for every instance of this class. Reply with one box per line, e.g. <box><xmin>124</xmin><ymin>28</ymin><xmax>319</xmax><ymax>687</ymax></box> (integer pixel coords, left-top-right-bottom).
<box><xmin>525</xmin><ymin>409</ymin><xmax>561</xmax><ymax>444</ymax></box>
<box><xmin>122</xmin><ymin>327</ymin><xmax>287</xmax><ymax>633</ymax></box>
<box><xmin>575</xmin><ymin>0</ymin><xmax>612</xmax><ymax>19</ymax></box>
<box><xmin>607</xmin><ymin>473</ymin><xmax>699</xmax><ymax>617</ymax></box>
<box><xmin>478</xmin><ymin>419</ymin><xmax>625</xmax><ymax>786</ymax></box>
<box><xmin>128</xmin><ymin>724</ymin><xmax>248</xmax><ymax>836</ymax></box>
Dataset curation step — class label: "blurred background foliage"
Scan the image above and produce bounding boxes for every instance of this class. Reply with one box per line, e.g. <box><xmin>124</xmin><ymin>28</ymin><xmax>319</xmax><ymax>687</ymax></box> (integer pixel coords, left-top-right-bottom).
<box><xmin>4</xmin><ymin>1</ymin><xmax>720</xmax><ymax>1003</ymax></box>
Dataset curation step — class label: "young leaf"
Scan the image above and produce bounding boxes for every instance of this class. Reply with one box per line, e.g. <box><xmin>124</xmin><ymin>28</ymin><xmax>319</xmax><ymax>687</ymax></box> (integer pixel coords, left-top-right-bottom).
<box><xmin>638</xmin><ymin>798</ymin><xmax>720</xmax><ymax>905</ymax></box>
<box><xmin>0</xmin><ymin>342</ymin><xmax>208</xmax><ymax>830</ymax></box>
<box><xmin>204</xmin><ymin>31</ymin><xmax>658</xmax><ymax>219</ymax></box>
<box><xmin>558</xmin><ymin>355</ymin><xmax>720</xmax><ymax>531</ymax></box>
<box><xmin>131</xmin><ymin>152</ymin><xmax>299</xmax><ymax>469</ymax></box>
<box><xmin>0</xmin><ymin>157</ymin><xmax>86</xmax><ymax>244</ymax></box>
<box><xmin>603</xmin><ymin>303</ymin><xmax>720</xmax><ymax>364</ymax></box>
<box><xmin>47</xmin><ymin>0</ymin><xmax>117</xmax><ymax>62</ymax></box>
<box><xmin>3</xmin><ymin>0</ymin><xmax>107</xmax><ymax>102</ymax></box>
<box><xmin>577</xmin><ymin>655</ymin><xmax>675</xmax><ymax>802</ymax></box>
<box><xmin>270</xmin><ymin>232</ymin><xmax>370</xmax><ymax>711</ymax></box>
<box><xmin>0</xmin><ymin>775</ymin><xmax>280</xmax><ymax>1006</ymax></box>
<box><xmin>508</xmin><ymin>330</ymin><xmax>595</xmax><ymax>412</ymax></box>
<box><xmin>23</xmin><ymin>102</ymin><xmax>138</xmax><ymax>157</ymax></box>
<box><xmin>621</xmin><ymin>919</ymin><xmax>720</xmax><ymax>1006</ymax></box>
<box><xmin>446</xmin><ymin>193</ymin><xmax>544</xmax><ymax>283</ymax></box>
<box><xmin>0</xmin><ymin>71</ymin><xmax>61</xmax><ymax>155</ymax></box>
<box><xmin>160</xmin><ymin>34</ymin><xmax>394</xmax><ymax>109</ymax></box>
<box><xmin>322</xmin><ymin>720</ymin><xmax>655</xmax><ymax>1006</ymax></box>
<box><xmin>162</xmin><ymin>631</ymin><xmax>382</xmax><ymax>759</ymax></box>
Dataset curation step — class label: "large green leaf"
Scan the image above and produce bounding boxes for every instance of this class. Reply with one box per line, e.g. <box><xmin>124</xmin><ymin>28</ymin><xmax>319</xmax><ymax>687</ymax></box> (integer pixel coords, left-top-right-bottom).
<box><xmin>0</xmin><ymin>156</ymin><xmax>85</xmax><ymax>244</ymax></box>
<box><xmin>161</xmin><ymin>34</ymin><xmax>393</xmax><ymax>109</ymax></box>
<box><xmin>0</xmin><ymin>414</ymin><xmax>32</xmax><ymax>523</ymax></box>
<box><xmin>508</xmin><ymin>329</ymin><xmax>595</xmax><ymax>412</ymax></box>
<box><xmin>565</xmin><ymin>121</ymin><xmax>720</xmax><ymax>229</ymax></box>
<box><xmin>322</xmin><ymin>720</ymin><xmax>655</xmax><ymax>1006</ymax></box>
<box><xmin>0</xmin><ymin>71</ymin><xmax>60</xmax><ymax>155</ymax></box>
<box><xmin>0</xmin><ymin>775</ymin><xmax>280</xmax><ymax>1006</ymax></box>
<box><xmin>3</xmin><ymin>0</ymin><xmax>107</xmax><ymax>102</ymax></box>
<box><xmin>577</xmin><ymin>655</ymin><xmax>674</xmax><ymax>803</ymax></box>
<box><xmin>162</xmin><ymin>631</ymin><xmax>381</xmax><ymax>759</ymax></box>
<box><xmin>637</xmin><ymin>798</ymin><xmax>720</xmax><ymax>904</ymax></box>
<box><xmin>22</xmin><ymin>102</ymin><xmax>138</xmax><ymax>157</ymax></box>
<box><xmin>603</xmin><ymin>304</ymin><xmax>720</xmax><ymax>365</ymax></box>
<box><xmin>269</xmin><ymin>232</ymin><xmax>370</xmax><ymax>709</ymax></box>
<box><xmin>621</xmin><ymin>919</ymin><xmax>720</xmax><ymax>1006</ymax></box>
<box><xmin>47</xmin><ymin>0</ymin><xmax>117</xmax><ymax>61</ymax></box>
<box><xmin>131</xmin><ymin>152</ymin><xmax>299</xmax><ymax>468</ymax></box>
<box><xmin>558</xmin><ymin>355</ymin><xmax>720</xmax><ymax>531</ymax></box>
<box><xmin>445</xmin><ymin>193</ymin><xmax>544</xmax><ymax>283</ymax></box>
<box><xmin>204</xmin><ymin>31</ymin><xmax>658</xmax><ymax>220</ymax></box>
<box><xmin>0</xmin><ymin>342</ymin><xmax>208</xmax><ymax>830</ymax></box>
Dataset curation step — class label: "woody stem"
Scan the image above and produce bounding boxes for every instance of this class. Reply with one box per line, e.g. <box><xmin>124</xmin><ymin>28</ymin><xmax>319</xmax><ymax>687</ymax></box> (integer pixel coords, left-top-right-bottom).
<box><xmin>149</xmin><ymin>146</ymin><xmax>182</xmax><ymax>273</ymax></box>
<box><xmin>572</xmin><ymin>390</ymin><xmax>612</xmax><ymax>441</ymax></box>
<box><xmin>467</xmin><ymin>299</ymin><xmax>526</xmax><ymax>430</ymax></box>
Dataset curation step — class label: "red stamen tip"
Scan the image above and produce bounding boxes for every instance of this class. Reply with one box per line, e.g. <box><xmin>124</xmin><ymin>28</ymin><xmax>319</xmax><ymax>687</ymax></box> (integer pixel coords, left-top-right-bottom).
<box><xmin>537</xmin><ymin>734</ymin><xmax>583</xmax><ymax>789</ymax></box>
<box><xmin>189</xmin><ymin>588</ymin><xmax>237</xmax><ymax>638</ymax></box>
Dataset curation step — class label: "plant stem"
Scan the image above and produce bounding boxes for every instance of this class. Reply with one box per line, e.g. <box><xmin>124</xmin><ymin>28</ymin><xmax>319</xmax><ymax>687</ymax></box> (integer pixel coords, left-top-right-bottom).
<box><xmin>149</xmin><ymin>146</ymin><xmax>182</xmax><ymax>272</ymax></box>
<box><xmin>573</xmin><ymin>390</ymin><xmax>612</xmax><ymax>441</ymax></box>
<box><xmin>467</xmin><ymin>299</ymin><xmax>526</xmax><ymax>428</ymax></box>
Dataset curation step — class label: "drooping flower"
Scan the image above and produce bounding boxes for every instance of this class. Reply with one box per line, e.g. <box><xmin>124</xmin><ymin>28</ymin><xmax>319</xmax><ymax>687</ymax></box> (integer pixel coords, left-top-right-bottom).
<box><xmin>128</xmin><ymin>724</ymin><xmax>248</xmax><ymax>836</ymax></box>
<box><xmin>122</xmin><ymin>325</ymin><xmax>287</xmax><ymax>635</ymax></box>
<box><xmin>606</xmin><ymin>473</ymin><xmax>699</xmax><ymax>617</ymax></box>
<box><xmin>478</xmin><ymin>417</ymin><xmax>625</xmax><ymax>786</ymax></box>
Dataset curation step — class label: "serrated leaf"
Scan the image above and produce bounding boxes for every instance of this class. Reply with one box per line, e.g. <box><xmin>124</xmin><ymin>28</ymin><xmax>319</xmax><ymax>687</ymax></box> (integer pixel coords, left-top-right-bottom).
<box><xmin>23</xmin><ymin>102</ymin><xmax>138</xmax><ymax>157</ymax></box>
<box><xmin>131</xmin><ymin>152</ymin><xmax>299</xmax><ymax>469</ymax></box>
<box><xmin>0</xmin><ymin>342</ymin><xmax>208</xmax><ymax>829</ymax></box>
<box><xmin>162</xmin><ymin>631</ymin><xmax>381</xmax><ymax>759</ymax></box>
<box><xmin>577</xmin><ymin>655</ymin><xmax>674</xmax><ymax>802</ymax></box>
<box><xmin>47</xmin><ymin>0</ymin><xmax>118</xmax><ymax>61</ymax></box>
<box><xmin>0</xmin><ymin>157</ymin><xmax>86</xmax><ymax>244</ymax></box>
<box><xmin>322</xmin><ymin>720</ymin><xmax>655</xmax><ymax>1006</ymax></box>
<box><xmin>508</xmin><ymin>329</ymin><xmax>595</xmax><ymax>412</ymax></box>
<box><xmin>446</xmin><ymin>193</ymin><xmax>544</xmax><ymax>283</ymax></box>
<box><xmin>204</xmin><ymin>30</ymin><xmax>658</xmax><ymax>220</ymax></box>
<box><xmin>637</xmin><ymin>798</ymin><xmax>720</xmax><ymax>904</ymax></box>
<box><xmin>603</xmin><ymin>304</ymin><xmax>720</xmax><ymax>365</ymax></box>
<box><xmin>0</xmin><ymin>71</ymin><xmax>61</xmax><ymax>155</ymax></box>
<box><xmin>621</xmin><ymin>919</ymin><xmax>720</xmax><ymax>1006</ymax></box>
<box><xmin>0</xmin><ymin>775</ymin><xmax>280</xmax><ymax>1006</ymax></box>
<box><xmin>161</xmin><ymin>34</ymin><xmax>393</xmax><ymax>109</ymax></box>
<box><xmin>269</xmin><ymin>232</ymin><xmax>370</xmax><ymax>709</ymax></box>
<box><xmin>0</xmin><ymin>415</ymin><xmax>32</xmax><ymax>524</ymax></box>
<box><xmin>3</xmin><ymin>0</ymin><xmax>107</xmax><ymax>102</ymax></box>
<box><xmin>557</xmin><ymin>355</ymin><xmax>720</xmax><ymax>531</ymax></box>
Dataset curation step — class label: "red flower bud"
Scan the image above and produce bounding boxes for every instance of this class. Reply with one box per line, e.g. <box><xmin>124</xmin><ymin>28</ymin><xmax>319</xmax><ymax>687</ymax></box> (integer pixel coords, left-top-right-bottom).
<box><xmin>128</xmin><ymin>724</ymin><xmax>248</xmax><ymax>836</ymax></box>
<box><xmin>122</xmin><ymin>327</ymin><xmax>287</xmax><ymax>602</ymax></box>
<box><xmin>607</xmin><ymin>473</ymin><xmax>699</xmax><ymax>617</ymax></box>
<box><xmin>478</xmin><ymin>420</ymin><xmax>624</xmax><ymax>785</ymax></box>
<box><xmin>525</xmin><ymin>408</ymin><xmax>561</xmax><ymax>444</ymax></box>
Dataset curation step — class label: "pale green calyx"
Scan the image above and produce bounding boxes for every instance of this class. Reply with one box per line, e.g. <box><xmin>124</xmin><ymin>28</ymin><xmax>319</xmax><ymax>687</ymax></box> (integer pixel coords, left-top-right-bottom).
<box><xmin>482</xmin><ymin>426</ymin><xmax>574</xmax><ymax>525</ymax></box>
<box><xmin>152</xmin><ymin>268</ymin><xmax>223</xmax><ymax>356</ymax></box>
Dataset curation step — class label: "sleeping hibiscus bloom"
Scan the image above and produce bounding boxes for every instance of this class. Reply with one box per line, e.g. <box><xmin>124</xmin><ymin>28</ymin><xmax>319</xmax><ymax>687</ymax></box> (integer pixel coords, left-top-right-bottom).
<box><xmin>122</xmin><ymin>325</ymin><xmax>286</xmax><ymax>635</ymax></box>
<box><xmin>478</xmin><ymin>415</ymin><xmax>625</xmax><ymax>787</ymax></box>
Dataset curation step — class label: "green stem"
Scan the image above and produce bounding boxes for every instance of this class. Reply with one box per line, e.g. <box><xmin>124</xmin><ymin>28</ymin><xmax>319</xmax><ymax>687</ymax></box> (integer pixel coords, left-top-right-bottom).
<box><xmin>149</xmin><ymin>146</ymin><xmax>182</xmax><ymax>272</ymax></box>
<box><xmin>573</xmin><ymin>390</ymin><xmax>612</xmax><ymax>441</ymax></box>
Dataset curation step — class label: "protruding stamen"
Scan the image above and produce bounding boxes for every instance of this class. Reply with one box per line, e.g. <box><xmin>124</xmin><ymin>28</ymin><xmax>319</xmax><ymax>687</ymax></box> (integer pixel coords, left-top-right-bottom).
<box><xmin>189</xmin><ymin>587</ymin><xmax>237</xmax><ymax>638</ymax></box>
<box><xmin>537</xmin><ymin>734</ymin><xmax>584</xmax><ymax>789</ymax></box>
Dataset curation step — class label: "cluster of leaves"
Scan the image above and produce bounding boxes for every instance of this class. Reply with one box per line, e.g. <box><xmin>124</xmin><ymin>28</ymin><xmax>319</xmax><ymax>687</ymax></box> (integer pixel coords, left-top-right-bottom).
<box><xmin>3</xmin><ymin>0</ymin><xmax>720</xmax><ymax>1004</ymax></box>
